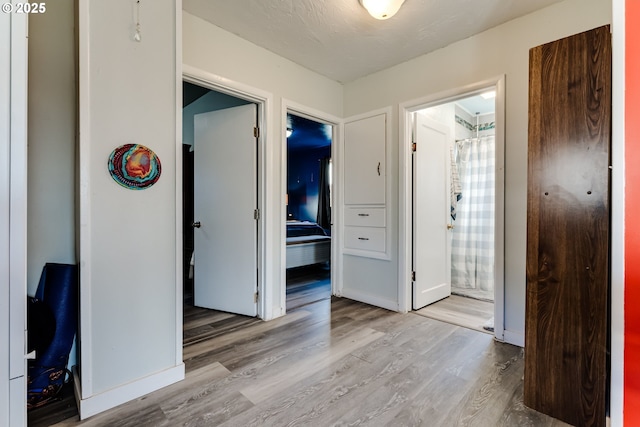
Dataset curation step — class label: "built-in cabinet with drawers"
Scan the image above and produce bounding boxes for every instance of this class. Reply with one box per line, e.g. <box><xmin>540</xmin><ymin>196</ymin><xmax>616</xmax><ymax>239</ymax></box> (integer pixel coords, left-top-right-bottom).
<box><xmin>342</xmin><ymin>111</ymin><xmax>389</xmax><ymax>260</ymax></box>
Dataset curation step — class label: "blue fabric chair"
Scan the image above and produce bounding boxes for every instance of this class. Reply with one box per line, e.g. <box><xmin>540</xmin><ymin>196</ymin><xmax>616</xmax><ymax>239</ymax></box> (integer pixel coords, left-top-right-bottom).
<box><xmin>27</xmin><ymin>263</ymin><xmax>78</xmax><ymax>408</ymax></box>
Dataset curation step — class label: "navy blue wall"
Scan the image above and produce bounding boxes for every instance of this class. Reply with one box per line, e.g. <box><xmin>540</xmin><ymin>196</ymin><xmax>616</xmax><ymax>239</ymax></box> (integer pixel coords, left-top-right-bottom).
<box><xmin>287</xmin><ymin>146</ymin><xmax>331</xmax><ymax>222</ymax></box>
<box><xmin>286</xmin><ymin>113</ymin><xmax>332</xmax><ymax>223</ymax></box>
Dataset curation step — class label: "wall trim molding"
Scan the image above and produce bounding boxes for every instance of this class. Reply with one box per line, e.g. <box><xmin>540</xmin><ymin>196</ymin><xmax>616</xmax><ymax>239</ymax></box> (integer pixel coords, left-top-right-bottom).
<box><xmin>610</xmin><ymin>2</ymin><xmax>625</xmax><ymax>426</ymax></box>
<box><xmin>182</xmin><ymin>64</ymin><xmax>275</xmax><ymax>320</ymax></box>
<box><xmin>282</xmin><ymin>99</ymin><xmax>342</xmax><ymax>314</ymax></box>
<box><xmin>74</xmin><ymin>364</ymin><xmax>185</xmax><ymax>420</ymax></box>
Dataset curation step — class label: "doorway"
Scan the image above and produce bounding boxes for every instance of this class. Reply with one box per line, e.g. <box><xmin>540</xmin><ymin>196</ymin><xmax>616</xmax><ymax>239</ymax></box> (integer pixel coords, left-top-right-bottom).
<box><xmin>285</xmin><ymin>112</ymin><xmax>333</xmax><ymax>311</ymax></box>
<box><xmin>182</xmin><ymin>80</ymin><xmax>261</xmax><ymax>317</ymax></box>
<box><xmin>400</xmin><ymin>78</ymin><xmax>505</xmax><ymax>340</ymax></box>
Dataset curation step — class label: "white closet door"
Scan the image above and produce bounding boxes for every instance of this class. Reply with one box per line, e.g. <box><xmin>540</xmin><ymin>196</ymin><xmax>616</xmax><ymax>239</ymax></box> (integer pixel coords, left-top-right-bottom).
<box><xmin>0</xmin><ymin>12</ymin><xmax>11</xmax><ymax>424</ymax></box>
<box><xmin>339</xmin><ymin>108</ymin><xmax>395</xmax><ymax>309</ymax></box>
<box><xmin>344</xmin><ymin>114</ymin><xmax>386</xmax><ymax>205</ymax></box>
<box><xmin>2</xmin><ymin>8</ymin><xmax>28</xmax><ymax>427</ymax></box>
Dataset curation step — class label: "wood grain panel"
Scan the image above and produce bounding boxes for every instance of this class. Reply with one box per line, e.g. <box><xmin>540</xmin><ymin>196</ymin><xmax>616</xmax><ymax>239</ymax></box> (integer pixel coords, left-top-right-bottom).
<box><xmin>525</xmin><ymin>25</ymin><xmax>611</xmax><ymax>427</ymax></box>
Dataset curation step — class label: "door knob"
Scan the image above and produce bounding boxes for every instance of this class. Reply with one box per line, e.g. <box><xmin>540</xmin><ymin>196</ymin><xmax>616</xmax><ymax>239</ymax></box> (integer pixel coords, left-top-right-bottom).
<box><xmin>447</xmin><ymin>224</ymin><xmax>454</xmax><ymax>230</ymax></box>
<box><xmin>192</xmin><ymin>221</ymin><xmax>201</xmax><ymax>228</ymax></box>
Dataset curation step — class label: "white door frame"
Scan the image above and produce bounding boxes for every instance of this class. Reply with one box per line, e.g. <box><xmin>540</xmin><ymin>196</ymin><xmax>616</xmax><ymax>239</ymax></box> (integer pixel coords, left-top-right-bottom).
<box><xmin>183</xmin><ymin>65</ymin><xmax>274</xmax><ymax>320</ymax></box>
<box><xmin>2</xmin><ymin>7</ymin><xmax>28</xmax><ymax>426</ymax></box>
<box><xmin>398</xmin><ymin>76</ymin><xmax>506</xmax><ymax>341</ymax></box>
<box><xmin>281</xmin><ymin>100</ymin><xmax>342</xmax><ymax>314</ymax></box>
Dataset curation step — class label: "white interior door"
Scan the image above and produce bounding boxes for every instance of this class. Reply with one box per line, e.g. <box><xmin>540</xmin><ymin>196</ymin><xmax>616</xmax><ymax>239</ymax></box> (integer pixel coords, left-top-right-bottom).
<box><xmin>193</xmin><ymin>104</ymin><xmax>258</xmax><ymax>316</ymax></box>
<box><xmin>412</xmin><ymin>113</ymin><xmax>452</xmax><ymax>310</ymax></box>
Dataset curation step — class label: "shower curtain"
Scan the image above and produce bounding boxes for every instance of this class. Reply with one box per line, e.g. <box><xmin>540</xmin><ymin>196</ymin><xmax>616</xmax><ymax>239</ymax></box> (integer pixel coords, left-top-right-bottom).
<box><xmin>451</xmin><ymin>135</ymin><xmax>495</xmax><ymax>295</ymax></box>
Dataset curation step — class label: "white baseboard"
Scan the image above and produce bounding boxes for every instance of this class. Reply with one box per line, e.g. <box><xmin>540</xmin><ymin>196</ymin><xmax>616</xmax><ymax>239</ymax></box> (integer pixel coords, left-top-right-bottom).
<box><xmin>74</xmin><ymin>363</ymin><xmax>185</xmax><ymax>420</ymax></box>
<box><xmin>340</xmin><ymin>288</ymin><xmax>398</xmax><ymax>312</ymax></box>
<box><xmin>503</xmin><ymin>330</ymin><xmax>525</xmax><ymax>347</ymax></box>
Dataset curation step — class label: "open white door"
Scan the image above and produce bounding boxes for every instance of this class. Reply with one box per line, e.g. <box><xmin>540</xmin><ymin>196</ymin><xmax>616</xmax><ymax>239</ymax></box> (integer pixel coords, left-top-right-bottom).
<box><xmin>412</xmin><ymin>113</ymin><xmax>452</xmax><ymax>310</ymax></box>
<box><xmin>193</xmin><ymin>104</ymin><xmax>258</xmax><ymax>316</ymax></box>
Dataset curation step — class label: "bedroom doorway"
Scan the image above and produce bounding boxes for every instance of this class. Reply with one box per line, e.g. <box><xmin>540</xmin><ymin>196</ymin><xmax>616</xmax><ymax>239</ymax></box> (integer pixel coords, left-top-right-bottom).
<box><xmin>285</xmin><ymin>112</ymin><xmax>333</xmax><ymax>311</ymax></box>
<box><xmin>182</xmin><ymin>80</ymin><xmax>261</xmax><ymax>316</ymax></box>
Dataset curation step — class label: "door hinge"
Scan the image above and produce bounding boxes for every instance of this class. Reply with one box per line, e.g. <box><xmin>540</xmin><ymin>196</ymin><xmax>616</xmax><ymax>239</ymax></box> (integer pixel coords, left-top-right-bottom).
<box><xmin>254</xmin><ymin>291</ymin><xmax>259</xmax><ymax>303</ymax></box>
<box><xmin>254</xmin><ymin>127</ymin><xmax>260</xmax><ymax>138</ymax></box>
<box><xmin>411</xmin><ymin>142</ymin><xmax>417</xmax><ymax>152</ymax></box>
<box><xmin>254</xmin><ymin>208</ymin><xmax>260</xmax><ymax>220</ymax></box>
<box><xmin>411</xmin><ymin>271</ymin><xmax>416</xmax><ymax>281</ymax></box>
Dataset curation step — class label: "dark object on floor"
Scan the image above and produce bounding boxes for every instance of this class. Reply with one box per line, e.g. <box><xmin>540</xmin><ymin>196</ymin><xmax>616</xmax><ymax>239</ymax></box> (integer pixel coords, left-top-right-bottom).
<box><xmin>27</xmin><ymin>382</ymin><xmax>78</xmax><ymax>427</ymax></box>
<box><xmin>28</xmin><ymin>263</ymin><xmax>78</xmax><ymax>409</ymax></box>
<box><xmin>483</xmin><ymin>316</ymin><xmax>495</xmax><ymax>333</ymax></box>
<box><xmin>27</xmin><ymin>297</ymin><xmax>56</xmax><ymax>355</ymax></box>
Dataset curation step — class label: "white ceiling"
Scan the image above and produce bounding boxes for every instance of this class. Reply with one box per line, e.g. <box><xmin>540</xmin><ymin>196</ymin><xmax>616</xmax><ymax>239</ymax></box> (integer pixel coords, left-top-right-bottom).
<box><xmin>183</xmin><ymin>0</ymin><xmax>565</xmax><ymax>84</ymax></box>
<box><xmin>456</xmin><ymin>93</ymin><xmax>495</xmax><ymax>116</ymax></box>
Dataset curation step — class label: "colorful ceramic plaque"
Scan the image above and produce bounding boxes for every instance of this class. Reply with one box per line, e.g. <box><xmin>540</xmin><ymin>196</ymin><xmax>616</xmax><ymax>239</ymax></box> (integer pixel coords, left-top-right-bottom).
<box><xmin>108</xmin><ymin>144</ymin><xmax>161</xmax><ymax>190</ymax></box>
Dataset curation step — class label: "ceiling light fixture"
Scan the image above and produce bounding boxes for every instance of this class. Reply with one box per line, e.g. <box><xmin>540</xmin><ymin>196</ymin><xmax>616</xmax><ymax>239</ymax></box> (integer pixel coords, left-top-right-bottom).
<box><xmin>286</xmin><ymin>127</ymin><xmax>293</xmax><ymax>138</ymax></box>
<box><xmin>359</xmin><ymin>0</ymin><xmax>405</xmax><ymax>20</ymax></box>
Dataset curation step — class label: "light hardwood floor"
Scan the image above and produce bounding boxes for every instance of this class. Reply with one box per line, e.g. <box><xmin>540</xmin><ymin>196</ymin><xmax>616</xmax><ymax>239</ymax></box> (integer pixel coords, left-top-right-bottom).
<box><xmin>451</xmin><ymin>286</ymin><xmax>494</xmax><ymax>302</ymax></box>
<box><xmin>31</xmin><ymin>291</ymin><xmax>571</xmax><ymax>427</ymax></box>
<box><xmin>286</xmin><ymin>264</ymin><xmax>332</xmax><ymax>311</ymax></box>
<box><xmin>414</xmin><ymin>294</ymin><xmax>494</xmax><ymax>335</ymax></box>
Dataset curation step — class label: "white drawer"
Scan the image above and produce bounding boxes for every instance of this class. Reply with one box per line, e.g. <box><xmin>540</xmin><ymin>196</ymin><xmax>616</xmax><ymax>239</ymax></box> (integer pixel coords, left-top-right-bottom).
<box><xmin>344</xmin><ymin>207</ymin><xmax>385</xmax><ymax>227</ymax></box>
<box><xmin>344</xmin><ymin>226</ymin><xmax>386</xmax><ymax>252</ymax></box>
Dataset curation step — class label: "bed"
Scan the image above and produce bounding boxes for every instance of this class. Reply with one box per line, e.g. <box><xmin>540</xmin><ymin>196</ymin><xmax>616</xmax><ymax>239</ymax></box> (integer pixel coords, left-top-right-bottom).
<box><xmin>286</xmin><ymin>220</ymin><xmax>331</xmax><ymax>269</ymax></box>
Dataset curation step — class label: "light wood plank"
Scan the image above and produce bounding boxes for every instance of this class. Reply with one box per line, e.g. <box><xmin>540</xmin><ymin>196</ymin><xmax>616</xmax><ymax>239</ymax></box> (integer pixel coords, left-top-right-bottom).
<box><xmin>39</xmin><ymin>297</ymin><xmax>569</xmax><ymax>427</ymax></box>
<box><xmin>414</xmin><ymin>294</ymin><xmax>494</xmax><ymax>334</ymax></box>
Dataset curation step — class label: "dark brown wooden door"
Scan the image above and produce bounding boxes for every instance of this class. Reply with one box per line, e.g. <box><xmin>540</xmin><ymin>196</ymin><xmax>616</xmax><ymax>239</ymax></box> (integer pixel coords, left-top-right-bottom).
<box><xmin>525</xmin><ymin>25</ymin><xmax>611</xmax><ymax>427</ymax></box>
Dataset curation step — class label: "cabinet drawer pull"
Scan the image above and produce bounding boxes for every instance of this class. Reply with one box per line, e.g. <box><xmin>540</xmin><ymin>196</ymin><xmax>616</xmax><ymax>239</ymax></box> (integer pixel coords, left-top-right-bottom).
<box><xmin>377</xmin><ymin>162</ymin><xmax>381</xmax><ymax>176</ymax></box>
<box><xmin>358</xmin><ymin>237</ymin><xmax>370</xmax><ymax>241</ymax></box>
<box><xmin>358</xmin><ymin>213</ymin><xmax>370</xmax><ymax>217</ymax></box>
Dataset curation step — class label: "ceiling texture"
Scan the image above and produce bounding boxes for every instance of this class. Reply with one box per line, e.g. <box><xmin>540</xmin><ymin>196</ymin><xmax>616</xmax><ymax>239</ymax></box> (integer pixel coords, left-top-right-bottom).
<box><xmin>183</xmin><ymin>0</ymin><xmax>565</xmax><ymax>84</ymax></box>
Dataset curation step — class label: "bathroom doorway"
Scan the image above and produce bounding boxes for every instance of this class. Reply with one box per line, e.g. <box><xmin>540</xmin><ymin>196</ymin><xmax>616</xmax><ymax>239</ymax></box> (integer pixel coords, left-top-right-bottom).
<box><xmin>402</xmin><ymin>80</ymin><xmax>505</xmax><ymax>339</ymax></box>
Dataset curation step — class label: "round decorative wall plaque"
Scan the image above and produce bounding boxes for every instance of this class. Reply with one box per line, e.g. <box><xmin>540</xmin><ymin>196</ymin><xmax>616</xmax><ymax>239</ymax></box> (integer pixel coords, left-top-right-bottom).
<box><xmin>108</xmin><ymin>144</ymin><xmax>161</xmax><ymax>190</ymax></box>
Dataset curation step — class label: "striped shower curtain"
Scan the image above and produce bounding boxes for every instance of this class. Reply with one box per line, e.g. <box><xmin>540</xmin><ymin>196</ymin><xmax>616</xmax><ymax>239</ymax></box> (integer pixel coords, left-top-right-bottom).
<box><xmin>451</xmin><ymin>135</ymin><xmax>495</xmax><ymax>294</ymax></box>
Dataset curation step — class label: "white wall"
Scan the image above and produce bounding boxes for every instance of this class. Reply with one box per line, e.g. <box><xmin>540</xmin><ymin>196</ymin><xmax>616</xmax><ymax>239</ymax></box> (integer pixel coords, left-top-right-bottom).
<box><xmin>182</xmin><ymin>90</ymin><xmax>250</xmax><ymax>146</ymax></box>
<box><xmin>183</xmin><ymin>13</ymin><xmax>343</xmax><ymax>117</ymax></box>
<box><xmin>27</xmin><ymin>0</ymin><xmax>77</xmax><ymax>296</ymax></box>
<box><xmin>77</xmin><ymin>0</ymin><xmax>183</xmax><ymax>417</ymax></box>
<box><xmin>183</xmin><ymin>12</ymin><xmax>343</xmax><ymax>318</ymax></box>
<box><xmin>420</xmin><ymin>104</ymin><xmax>455</xmax><ymax>131</ymax></box>
<box><xmin>343</xmin><ymin>0</ymin><xmax>611</xmax><ymax>340</ymax></box>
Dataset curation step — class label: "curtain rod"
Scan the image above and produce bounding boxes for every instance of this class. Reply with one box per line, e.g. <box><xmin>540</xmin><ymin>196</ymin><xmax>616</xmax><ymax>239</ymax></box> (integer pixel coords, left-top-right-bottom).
<box><xmin>455</xmin><ymin>134</ymin><xmax>495</xmax><ymax>143</ymax></box>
